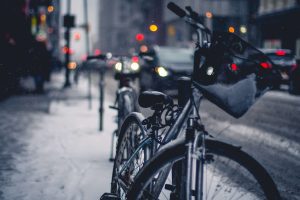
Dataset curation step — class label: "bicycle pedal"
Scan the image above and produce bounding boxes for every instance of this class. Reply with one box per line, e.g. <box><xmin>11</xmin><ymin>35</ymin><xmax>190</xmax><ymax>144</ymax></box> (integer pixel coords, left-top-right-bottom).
<box><xmin>99</xmin><ymin>193</ymin><xmax>120</xmax><ymax>200</ymax></box>
<box><xmin>165</xmin><ymin>184</ymin><xmax>176</xmax><ymax>191</ymax></box>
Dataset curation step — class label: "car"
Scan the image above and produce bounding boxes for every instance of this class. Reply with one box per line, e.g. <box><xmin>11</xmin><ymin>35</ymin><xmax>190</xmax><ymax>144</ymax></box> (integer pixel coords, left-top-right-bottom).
<box><xmin>139</xmin><ymin>46</ymin><xmax>194</xmax><ymax>92</ymax></box>
<box><xmin>259</xmin><ymin>49</ymin><xmax>299</xmax><ymax>93</ymax></box>
<box><xmin>113</xmin><ymin>55</ymin><xmax>140</xmax><ymax>80</ymax></box>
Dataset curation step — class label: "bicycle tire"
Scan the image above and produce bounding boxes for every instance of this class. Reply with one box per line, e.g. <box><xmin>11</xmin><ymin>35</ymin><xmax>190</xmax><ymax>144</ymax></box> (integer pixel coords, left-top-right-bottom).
<box><xmin>111</xmin><ymin>112</ymin><xmax>148</xmax><ymax>198</ymax></box>
<box><xmin>117</xmin><ymin>87</ymin><xmax>139</xmax><ymax>133</ymax></box>
<box><xmin>127</xmin><ymin>138</ymin><xmax>281</xmax><ymax>200</ymax></box>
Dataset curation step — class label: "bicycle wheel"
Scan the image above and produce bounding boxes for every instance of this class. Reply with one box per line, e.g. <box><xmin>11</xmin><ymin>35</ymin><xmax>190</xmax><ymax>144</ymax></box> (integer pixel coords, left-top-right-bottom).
<box><xmin>127</xmin><ymin>138</ymin><xmax>281</xmax><ymax>200</ymax></box>
<box><xmin>117</xmin><ymin>88</ymin><xmax>139</xmax><ymax>132</ymax></box>
<box><xmin>111</xmin><ymin>112</ymin><xmax>149</xmax><ymax>199</ymax></box>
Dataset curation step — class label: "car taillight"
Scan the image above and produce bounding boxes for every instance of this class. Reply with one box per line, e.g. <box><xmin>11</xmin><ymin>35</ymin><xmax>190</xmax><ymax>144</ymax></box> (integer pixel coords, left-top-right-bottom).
<box><xmin>276</xmin><ymin>50</ymin><xmax>286</xmax><ymax>56</ymax></box>
<box><xmin>260</xmin><ymin>62</ymin><xmax>272</xmax><ymax>69</ymax></box>
<box><xmin>230</xmin><ymin>63</ymin><xmax>238</xmax><ymax>71</ymax></box>
<box><xmin>132</xmin><ymin>56</ymin><xmax>139</xmax><ymax>63</ymax></box>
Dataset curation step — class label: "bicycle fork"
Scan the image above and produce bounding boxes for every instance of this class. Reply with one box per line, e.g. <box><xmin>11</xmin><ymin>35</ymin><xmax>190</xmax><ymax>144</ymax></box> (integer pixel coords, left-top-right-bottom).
<box><xmin>185</xmin><ymin>118</ymin><xmax>206</xmax><ymax>200</ymax></box>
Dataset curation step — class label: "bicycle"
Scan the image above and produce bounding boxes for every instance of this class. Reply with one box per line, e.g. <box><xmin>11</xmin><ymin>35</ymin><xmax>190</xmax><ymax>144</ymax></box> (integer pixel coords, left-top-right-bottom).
<box><xmin>107</xmin><ymin>2</ymin><xmax>281</xmax><ymax>200</ymax></box>
<box><xmin>86</xmin><ymin>54</ymin><xmax>140</xmax><ymax>161</ymax></box>
<box><xmin>108</xmin><ymin>55</ymin><xmax>140</xmax><ymax>161</ymax></box>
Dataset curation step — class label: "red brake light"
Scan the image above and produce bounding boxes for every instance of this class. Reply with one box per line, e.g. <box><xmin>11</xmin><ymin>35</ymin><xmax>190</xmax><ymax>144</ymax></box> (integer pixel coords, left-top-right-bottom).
<box><xmin>275</xmin><ymin>50</ymin><xmax>286</xmax><ymax>56</ymax></box>
<box><xmin>132</xmin><ymin>56</ymin><xmax>139</xmax><ymax>63</ymax></box>
<box><xmin>260</xmin><ymin>62</ymin><xmax>272</xmax><ymax>69</ymax></box>
<box><xmin>230</xmin><ymin>63</ymin><xmax>238</xmax><ymax>71</ymax></box>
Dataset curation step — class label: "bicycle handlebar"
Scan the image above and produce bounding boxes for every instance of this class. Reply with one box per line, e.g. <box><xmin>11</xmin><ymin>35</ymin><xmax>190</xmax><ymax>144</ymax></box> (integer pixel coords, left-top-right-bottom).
<box><xmin>167</xmin><ymin>2</ymin><xmax>186</xmax><ymax>18</ymax></box>
<box><xmin>167</xmin><ymin>2</ymin><xmax>210</xmax><ymax>34</ymax></box>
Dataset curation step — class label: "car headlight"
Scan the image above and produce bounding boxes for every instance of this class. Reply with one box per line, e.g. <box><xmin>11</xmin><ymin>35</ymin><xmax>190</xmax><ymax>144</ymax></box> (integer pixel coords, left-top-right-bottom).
<box><xmin>115</xmin><ymin>62</ymin><xmax>122</xmax><ymax>71</ymax></box>
<box><xmin>130</xmin><ymin>62</ymin><xmax>140</xmax><ymax>71</ymax></box>
<box><xmin>155</xmin><ymin>66</ymin><xmax>168</xmax><ymax>77</ymax></box>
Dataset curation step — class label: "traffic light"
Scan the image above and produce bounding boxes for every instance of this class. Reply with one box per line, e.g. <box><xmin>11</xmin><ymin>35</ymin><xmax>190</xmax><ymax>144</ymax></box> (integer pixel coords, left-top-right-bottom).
<box><xmin>135</xmin><ymin>33</ymin><xmax>144</xmax><ymax>42</ymax></box>
<box><xmin>63</xmin><ymin>15</ymin><xmax>75</xmax><ymax>28</ymax></box>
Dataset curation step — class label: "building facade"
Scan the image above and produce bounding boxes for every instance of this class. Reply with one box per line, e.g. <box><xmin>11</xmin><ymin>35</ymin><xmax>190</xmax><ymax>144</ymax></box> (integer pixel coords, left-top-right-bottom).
<box><xmin>163</xmin><ymin>0</ymin><xmax>250</xmax><ymax>46</ymax></box>
<box><xmin>255</xmin><ymin>0</ymin><xmax>300</xmax><ymax>60</ymax></box>
<box><xmin>97</xmin><ymin>0</ymin><xmax>164</xmax><ymax>54</ymax></box>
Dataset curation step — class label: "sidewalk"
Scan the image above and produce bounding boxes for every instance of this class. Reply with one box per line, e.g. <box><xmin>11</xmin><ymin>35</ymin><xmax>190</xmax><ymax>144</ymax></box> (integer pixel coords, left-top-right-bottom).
<box><xmin>0</xmin><ymin>72</ymin><xmax>116</xmax><ymax>200</ymax></box>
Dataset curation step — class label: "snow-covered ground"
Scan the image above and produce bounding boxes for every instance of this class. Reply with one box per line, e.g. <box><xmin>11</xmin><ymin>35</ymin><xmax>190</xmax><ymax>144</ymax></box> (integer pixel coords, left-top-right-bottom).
<box><xmin>0</xmin><ymin>73</ymin><xmax>116</xmax><ymax>200</ymax></box>
<box><xmin>1</xmin><ymin>72</ymin><xmax>299</xmax><ymax>200</ymax></box>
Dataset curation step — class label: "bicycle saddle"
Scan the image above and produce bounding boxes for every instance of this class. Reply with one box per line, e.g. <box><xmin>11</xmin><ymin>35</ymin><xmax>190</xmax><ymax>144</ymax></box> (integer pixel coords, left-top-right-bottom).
<box><xmin>138</xmin><ymin>91</ymin><xmax>173</xmax><ymax>108</ymax></box>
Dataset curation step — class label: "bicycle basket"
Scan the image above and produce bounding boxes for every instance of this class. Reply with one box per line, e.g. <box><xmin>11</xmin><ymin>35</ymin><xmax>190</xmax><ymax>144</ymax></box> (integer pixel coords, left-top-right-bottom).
<box><xmin>194</xmin><ymin>32</ymin><xmax>280</xmax><ymax>118</ymax></box>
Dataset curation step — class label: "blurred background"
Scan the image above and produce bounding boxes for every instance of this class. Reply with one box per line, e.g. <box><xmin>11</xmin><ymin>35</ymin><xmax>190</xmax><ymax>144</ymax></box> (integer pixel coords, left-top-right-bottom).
<box><xmin>0</xmin><ymin>1</ymin><xmax>300</xmax><ymax>199</ymax></box>
<box><xmin>0</xmin><ymin>0</ymin><xmax>300</xmax><ymax>98</ymax></box>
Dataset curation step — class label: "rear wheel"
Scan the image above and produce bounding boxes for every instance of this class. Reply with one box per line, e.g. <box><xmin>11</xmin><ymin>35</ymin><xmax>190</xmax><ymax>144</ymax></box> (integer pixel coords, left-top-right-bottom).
<box><xmin>127</xmin><ymin>139</ymin><xmax>281</xmax><ymax>200</ymax></box>
<box><xmin>111</xmin><ymin>113</ymin><xmax>148</xmax><ymax>199</ymax></box>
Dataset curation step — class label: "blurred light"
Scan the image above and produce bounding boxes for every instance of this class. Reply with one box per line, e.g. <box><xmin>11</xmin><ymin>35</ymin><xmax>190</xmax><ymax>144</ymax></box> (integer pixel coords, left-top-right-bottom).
<box><xmin>69</xmin><ymin>48</ymin><xmax>74</xmax><ymax>54</ymax></box>
<box><xmin>62</xmin><ymin>46</ymin><xmax>69</xmax><ymax>54</ymax></box>
<box><xmin>136</xmin><ymin>33</ymin><xmax>144</xmax><ymax>42</ymax></box>
<box><xmin>36</xmin><ymin>33</ymin><xmax>46</xmax><ymax>42</ymax></box>
<box><xmin>81</xmin><ymin>54</ymin><xmax>87</xmax><ymax>61</ymax></box>
<box><xmin>115</xmin><ymin>62</ymin><xmax>122</xmax><ymax>71</ymax></box>
<box><xmin>131</xmin><ymin>62</ymin><xmax>140</xmax><ymax>71</ymax></box>
<box><xmin>240</xmin><ymin>26</ymin><xmax>247</xmax><ymax>34</ymax></box>
<box><xmin>40</xmin><ymin>14</ymin><xmax>46</xmax><ymax>22</ymax></box>
<box><xmin>149</xmin><ymin>24</ymin><xmax>158</xmax><ymax>32</ymax></box>
<box><xmin>62</xmin><ymin>46</ymin><xmax>74</xmax><ymax>54</ymax></box>
<box><xmin>228</xmin><ymin>26</ymin><xmax>235</xmax><ymax>33</ymax></box>
<box><xmin>260</xmin><ymin>62</ymin><xmax>272</xmax><ymax>69</ymax></box>
<box><xmin>167</xmin><ymin>25</ymin><xmax>176</xmax><ymax>36</ymax></box>
<box><xmin>276</xmin><ymin>50</ymin><xmax>286</xmax><ymax>56</ymax></box>
<box><xmin>230</xmin><ymin>63</ymin><xmax>238</xmax><ymax>71</ymax></box>
<box><xmin>94</xmin><ymin>49</ymin><xmax>101</xmax><ymax>55</ymax></box>
<box><xmin>48</xmin><ymin>6</ymin><xmax>54</xmax><ymax>13</ymax></box>
<box><xmin>207</xmin><ymin>66</ymin><xmax>214</xmax><ymax>75</ymax></box>
<box><xmin>74</xmin><ymin>32</ymin><xmax>81</xmax><ymax>41</ymax></box>
<box><xmin>106</xmin><ymin>52</ymin><xmax>112</xmax><ymax>59</ymax></box>
<box><xmin>140</xmin><ymin>45</ymin><xmax>148</xmax><ymax>53</ymax></box>
<box><xmin>68</xmin><ymin>62</ymin><xmax>77</xmax><ymax>70</ymax></box>
<box><xmin>132</xmin><ymin>56</ymin><xmax>139</xmax><ymax>63</ymax></box>
<box><xmin>205</xmin><ymin>11</ymin><xmax>213</xmax><ymax>18</ymax></box>
<box><xmin>155</xmin><ymin>66</ymin><xmax>168</xmax><ymax>77</ymax></box>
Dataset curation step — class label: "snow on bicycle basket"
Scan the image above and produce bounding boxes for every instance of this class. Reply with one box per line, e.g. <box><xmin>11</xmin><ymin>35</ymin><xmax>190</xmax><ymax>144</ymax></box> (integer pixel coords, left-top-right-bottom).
<box><xmin>194</xmin><ymin>31</ymin><xmax>280</xmax><ymax>118</ymax></box>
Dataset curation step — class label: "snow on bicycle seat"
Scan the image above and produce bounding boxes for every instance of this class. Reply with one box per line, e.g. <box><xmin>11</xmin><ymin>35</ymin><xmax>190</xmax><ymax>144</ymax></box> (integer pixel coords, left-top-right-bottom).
<box><xmin>138</xmin><ymin>91</ymin><xmax>173</xmax><ymax>108</ymax></box>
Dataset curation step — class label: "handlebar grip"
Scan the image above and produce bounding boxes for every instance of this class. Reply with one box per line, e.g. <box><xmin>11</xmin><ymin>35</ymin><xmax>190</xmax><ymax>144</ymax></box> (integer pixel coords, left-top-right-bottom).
<box><xmin>167</xmin><ymin>2</ymin><xmax>186</xmax><ymax>18</ymax></box>
<box><xmin>86</xmin><ymin>54</ymin><xmax>106</xmax><ymax>60</ymax></box>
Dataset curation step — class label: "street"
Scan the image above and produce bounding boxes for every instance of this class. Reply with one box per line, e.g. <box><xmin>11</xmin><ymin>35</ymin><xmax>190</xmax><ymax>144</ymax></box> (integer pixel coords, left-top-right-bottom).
<box><xmin>0</xmin><ymin>72</ymin><xmax>300</xmax><ymax>200</ymax></box>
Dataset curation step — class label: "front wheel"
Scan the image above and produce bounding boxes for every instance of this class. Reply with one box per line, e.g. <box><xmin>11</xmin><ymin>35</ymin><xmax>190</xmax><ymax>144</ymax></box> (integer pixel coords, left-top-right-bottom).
<box><xmin>127</xmin><ymin>139</ymin><xmax>281</xmax><ymax>200</ymax></box>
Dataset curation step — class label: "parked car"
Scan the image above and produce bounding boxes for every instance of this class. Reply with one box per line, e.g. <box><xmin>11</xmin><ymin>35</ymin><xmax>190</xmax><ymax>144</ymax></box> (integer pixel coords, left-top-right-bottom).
<box><xmin>259</xmin><ymin>49</ymin><xmax>299</xmax><ymax>93</ymax></box>
<box><xmin>139</xmin><ymin>46</ymin><xmax>194</xmax><ymax>92</ymax></box>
